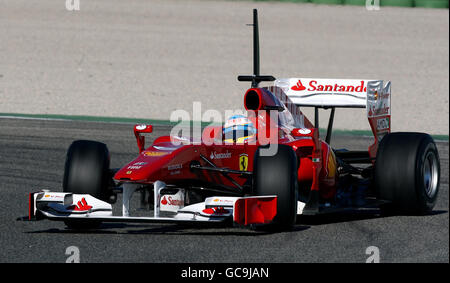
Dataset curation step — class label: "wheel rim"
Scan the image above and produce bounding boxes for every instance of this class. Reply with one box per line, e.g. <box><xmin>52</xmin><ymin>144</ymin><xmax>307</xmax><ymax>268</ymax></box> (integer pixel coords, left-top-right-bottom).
<box><xmin>423</xmin><ymin>151</ymin><xmax>439</xmax><ymax>199</ymax></box>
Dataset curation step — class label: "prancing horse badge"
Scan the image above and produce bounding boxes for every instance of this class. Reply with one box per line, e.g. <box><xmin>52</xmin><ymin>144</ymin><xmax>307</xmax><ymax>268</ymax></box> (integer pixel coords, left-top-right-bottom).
<box><xmin>239</xmin><ymin>154</ymin><xmax>248</xmax><ymax>171</ymax></box>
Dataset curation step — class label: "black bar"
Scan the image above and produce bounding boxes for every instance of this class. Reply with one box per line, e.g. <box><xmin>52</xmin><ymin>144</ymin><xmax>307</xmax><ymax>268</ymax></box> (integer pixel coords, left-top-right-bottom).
<box><xmin>237</xmin><ymin>9</ymin><xmax>276</xmax><ymax>87</ymax></box>
<box><xmin>253</xmin><ymin>9</ymin><xmax>260</xmax><ymax>79</ymax></box>
<box><xmin>314</xmin><ymin>107</ymin><xmax>319</xmax><ymax>129</ymax></box>
<box><xmin>334</xmin><ymin>150</ymin><xmax>374</xmax><ymax>164</ymax></box>
<box><xmin>325</xmin><ymin>107</ymin><xmax>335</xmax><ymax>145</ymax></box>
<box><xmin>237</xmin><ymin>75</ymin><xmax>276</xmax><ymax>82</ymax></box>
<box><xmin>334</xmin><ymin>150</ymin><xmax>371</xmax><ymax>159</ymax></box>
<box><xmin>12</xmin><ymin>263</ymin><xmax>449</xmax><ymax>280</ymax></box>
<box><xmin>339</xmin><ymin>157</ymin><xmax>375</xmax><ymax>164</ymax></box>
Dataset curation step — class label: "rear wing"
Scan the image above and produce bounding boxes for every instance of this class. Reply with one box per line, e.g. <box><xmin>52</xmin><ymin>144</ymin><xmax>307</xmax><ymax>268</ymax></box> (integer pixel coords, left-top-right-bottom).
<box><xmin>274</xmin><ymin>78</ymin><xmax>391</xmax><ymax>157</ymax></box>
<box><xmin>274</xmin><ymin>78</ymin><xmax>390</xmax><ymax>109</ymax></box>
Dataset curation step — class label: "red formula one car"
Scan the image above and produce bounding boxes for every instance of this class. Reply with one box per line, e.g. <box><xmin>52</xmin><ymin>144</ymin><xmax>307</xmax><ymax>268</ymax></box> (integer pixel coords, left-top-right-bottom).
<box><xmin>24</xmin><ymin>10</ymin><xmax>440</xmax><ymax>231</ymax></box>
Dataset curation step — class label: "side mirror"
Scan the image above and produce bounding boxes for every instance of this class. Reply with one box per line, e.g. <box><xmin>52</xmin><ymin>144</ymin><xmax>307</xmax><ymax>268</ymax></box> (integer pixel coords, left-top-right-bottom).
<box><xmin>134</xmin><ymin>124</ymin><xmax>153</xmax><ymax>153</ymax></box>
<box><xmin>291</xmin><ymin>128</ymin><xmax>313</xmax><ymax>137</ymax></box>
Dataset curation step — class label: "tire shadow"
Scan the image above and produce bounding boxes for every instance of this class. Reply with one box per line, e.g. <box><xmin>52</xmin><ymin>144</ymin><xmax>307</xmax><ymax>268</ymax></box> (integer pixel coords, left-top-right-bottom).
<box><xmin>24</xmin><ymin>222</ymin><xmax>310</xmax><ymax>236</ymax></box>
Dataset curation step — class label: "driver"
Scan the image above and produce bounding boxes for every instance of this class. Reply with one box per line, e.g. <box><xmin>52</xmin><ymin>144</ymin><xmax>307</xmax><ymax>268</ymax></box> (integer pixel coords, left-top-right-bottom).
<box><xmin>223</xmin><ymin>115</ymin><xmax>257</xmax><ymax>144</ymax></box>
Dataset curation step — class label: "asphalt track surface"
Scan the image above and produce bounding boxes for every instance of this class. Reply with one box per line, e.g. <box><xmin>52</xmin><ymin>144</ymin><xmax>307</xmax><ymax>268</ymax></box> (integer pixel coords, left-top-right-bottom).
<box><xmin>0</xmin><ymin>117</ymin><xmax>448</xmax><ymax>263</ymax></box>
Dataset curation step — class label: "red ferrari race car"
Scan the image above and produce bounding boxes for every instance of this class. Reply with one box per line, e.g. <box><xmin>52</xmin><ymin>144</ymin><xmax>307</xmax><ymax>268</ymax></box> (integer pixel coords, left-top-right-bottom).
<box><xmin>23</xmin><ymin>10</ymin><xmax>440</xmax><ymax>231</ymax></box>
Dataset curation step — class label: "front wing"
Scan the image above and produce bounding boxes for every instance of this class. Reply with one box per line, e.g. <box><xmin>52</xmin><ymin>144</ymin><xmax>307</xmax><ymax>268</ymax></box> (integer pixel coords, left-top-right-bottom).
<box><xmin>24</xmin><ymin>181</ymin><xmax>279</xmax><ymax>228</ymax></box>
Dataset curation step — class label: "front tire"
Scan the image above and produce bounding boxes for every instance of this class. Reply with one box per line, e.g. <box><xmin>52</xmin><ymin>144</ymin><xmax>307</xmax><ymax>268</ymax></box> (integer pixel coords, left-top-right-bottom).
<box><xmin>63</xmin><ymin>140</ymin><xmax>111</xmax><ymax>229</ymax></box>
<box><xmin>374</xmin><ymin>132</ymin><xmax>440</xmax><ymax>215</ymax></box>
<box><xmin>253</xmin><ymin>144</ymin><xmax>298</xmax><ymax>230</ymax></box>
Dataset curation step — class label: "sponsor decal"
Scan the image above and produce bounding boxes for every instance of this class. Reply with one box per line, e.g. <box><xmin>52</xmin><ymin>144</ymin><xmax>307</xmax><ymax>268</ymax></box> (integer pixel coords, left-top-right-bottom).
<box><xmin>291</xmin><ymin>79</ymin><xmax>367</xmax><ymax>93</ymax></box>
<box><xmin>209</xmin><ymin>151</ymin><xmax>232</xmax><ymax>160</ymax></box>
<box><xmin>204</xmin><ymin>197</ymin><xmax>237</xmax><ymax>207</ymax></box>
<box><xmin>202</xmin><ymin>207</ymin><xmax>229</xmax><ymax>216</ymax></box>
<box><xmin>133</xmin><ymin>162</ymin><xmax>147</xmax><ymax>166</ymax></box>
<box><xmin>159</xmin><ymin>189</ymin><xmax>185</xmax><ymax>212</ymax></box>
<box><xmin>212</xmin><ymin>198</ymin><xmax>234</xmax><ymax>204</ymax></box>
<box><xmin>376</xmin><ymin>117</ymin><xmax>390</xmax><ymax>131</ymax></box>
<box><xmin>367</xmin><ymin>80</ymin><xmax>391</xmax><ymax>118</ymax></box>
<box><xmin>368</xmin><ymin>105</ymin><xmax>389</xmax><ymax>117</ymax></box>
<box><xmin>43</xmin><ymin>194</ymin><xmax>64</xmax><ymax>198</ymax></box>
<box><xmin>239</xmin><ymin>154</ymin><xmax>248</xmax><ymax>171</ymax></box>
<box><xmin>160</xmin><ymin>195</ymin><xmax>184</xmax><ymax>206</ymax></box>
<box><xmin>127</xmin><ymin>165</ymin><xmax>142</xmax><ymax>170</ymax></box>
<box><xmin>144</xmin><ymin>151</ymin><xmax>168</xmax><ymax>157</ymax></box>
<box><xmin>291</xmin><ymin>79</ymin><xmax>306</xmax><ymax>91</ymax></box>
<box><xmin>67</xmin><ymin>198</ymin><xmax>92</xmax><ymax>211</ymax></box>
<box><xmin>374</xmin><ymin>90</ymin><xmax>390</xmax><ymax>100</ymax></box>
<box><xmin>126</xmin><ymin>170</ymin><xmax>132</xmax><ymax>174</ymax></box>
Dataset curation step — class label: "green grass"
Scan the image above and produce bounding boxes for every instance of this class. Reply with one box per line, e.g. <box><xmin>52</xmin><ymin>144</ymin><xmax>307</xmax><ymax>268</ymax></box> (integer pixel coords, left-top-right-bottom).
<box><xmin>0</xmin><ymin>112</ymin><xmax>213</xmax><ymax>127</ymax></box>
<box><xmin>0</xmin><ymin>112</ymin><xmax>176</xmax><ymax>125</ymax></box>
<box><xmin>1</xmin><ymin>112</ymin><xmax>447</xmax><ymax>141</ymax></box>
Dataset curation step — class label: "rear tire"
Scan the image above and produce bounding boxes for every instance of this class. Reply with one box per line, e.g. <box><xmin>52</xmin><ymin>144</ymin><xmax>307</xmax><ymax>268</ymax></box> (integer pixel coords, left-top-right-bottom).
<box><xmin>253</xmin><ymin>144</ymin><xmax>298</xmax><ymax>230</ymax></box>
<box><xmin>63</xmin><ymin>140</ymin><xmax>111</xmax><ymax>229</ymax></box>
<box><xmin>374</xmin><ymin>133</ymin><xmax>440</xmax><ymax>215</ymax></box>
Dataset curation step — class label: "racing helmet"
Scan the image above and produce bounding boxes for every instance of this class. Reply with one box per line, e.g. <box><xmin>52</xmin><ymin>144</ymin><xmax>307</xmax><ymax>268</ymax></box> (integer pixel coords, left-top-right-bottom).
<box><xmin>223</xmin><ymin>115</ymin><xmax>257</xmax><ymax>144</ymax></box>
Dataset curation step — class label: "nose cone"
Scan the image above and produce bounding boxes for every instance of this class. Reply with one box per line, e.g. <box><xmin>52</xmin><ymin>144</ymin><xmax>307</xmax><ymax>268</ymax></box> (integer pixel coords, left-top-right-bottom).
<box><xmin>114</xmin><ymin>148</ymin><xmax>175</xmax><ymax>182</ymax></box>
